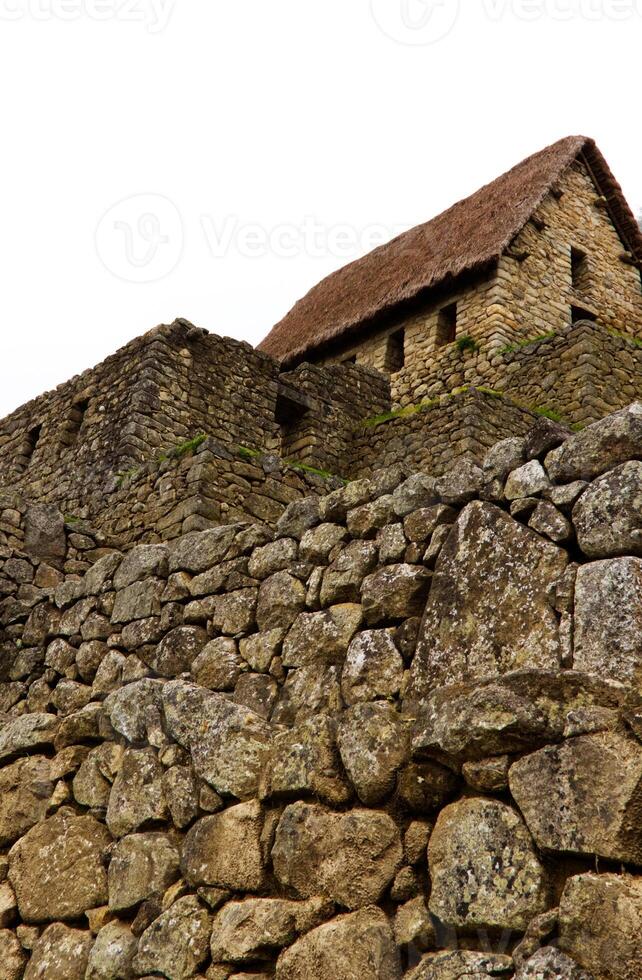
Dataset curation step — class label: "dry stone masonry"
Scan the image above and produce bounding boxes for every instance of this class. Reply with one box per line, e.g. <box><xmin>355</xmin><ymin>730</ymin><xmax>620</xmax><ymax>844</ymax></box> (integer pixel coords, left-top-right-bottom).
<box><xmin>2</xmin><ymin>134</ymin><xmax>642</xmax><ymax>978</ymax></box>
<box><xmin>0</xmin><ymin>405</ymin><xmax>642</xmax><ymax>978</ymax></box>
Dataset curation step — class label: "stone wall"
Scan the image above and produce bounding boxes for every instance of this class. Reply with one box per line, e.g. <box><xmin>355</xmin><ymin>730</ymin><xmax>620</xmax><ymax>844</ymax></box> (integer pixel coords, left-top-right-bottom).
<box><xmin>349</xmin><ymin>388</ymin><xmax>540</xmax><ymax>479</ymax></box>
<box><xmin>1</xmin><ymin>403</ymin><xmax>642</xmax><ymax>978</ymax></box>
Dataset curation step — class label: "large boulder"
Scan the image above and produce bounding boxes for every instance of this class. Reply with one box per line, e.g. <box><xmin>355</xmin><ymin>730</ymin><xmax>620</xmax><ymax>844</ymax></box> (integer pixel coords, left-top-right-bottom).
<box><xmin>272</xmin><ymin>801</ymin><xmax>403</xmax><ymax>909</ymax></box>
<box><xmin>132</xmin><ymin>895</ymin><xmax>211</xmax><ymax>979</ymax></box>
<box><xmin>574</xmin><ymin>558</ymin><xmax>642</xmax><ymax>689</ymax></box>
<box><xmin>161</xmin><ymin>681</ymin><xmax>272</xmax><ymax>799</ymax></box>
<box><xmin>409</xmin><ymin>503</ymin><xmax>567</xmax><ymax>701</ymax></box>
<box><xmin>545</xmin><ymin>402</ymin><xmax>642</xmax><ymax>482</ymax></box>
<box><xmin>558</xmin><ymin>874</ymin><xmax>642</xmax><ymax>980</ymax></box>
<box><xmin>0</xmin><ymin>755</ymin><xmax>53</xmax><ymax>846</ymax></box>
<box><xmin>24</xmin><ymin>923</ymin><xmax>93</xmax><ymax>980</ymax></box>
<box><xmin>428</xmin><ymin>798</ymin><xmax>551</xmax><ymax>932</ymax></box>
<box><xmin>410</xmin><ymin>669</ymin><xmax>632</xmax><ymax>763</ymax></box>
<box><xmin>275</xmin><ymin>907</ymin><xmax>401</xmax><ymax>980</ymax></box>
<box><xmin>181</xmin><ymin>800</ymin><xmax>266</xmax><ymax>891</ymax></box>
<box><xmin>572</xmin><ymin>461</ymin><xmax>642</xmax><ymax>557</ymax></box>
<box><xmin>108</xmin><ymin>832</ymin><xmax>180</xmax><ymax>912</ymax></box>
<box><xmin>337</xmin><ymin>702</ymin><xmax>411</xmax><ymax>805</ymax></box>
<box><xmin>9</xmin><ymin>808</ymin><xmax>111</xmax><ymax>922</ymax></box>
<box><xmin>509</xmin><ymin>732</ymin><xmax>642</xmax><ymax>865</ymax></box>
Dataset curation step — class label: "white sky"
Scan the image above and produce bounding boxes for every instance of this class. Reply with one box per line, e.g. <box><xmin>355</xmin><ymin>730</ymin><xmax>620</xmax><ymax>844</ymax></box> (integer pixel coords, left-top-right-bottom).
<box><xmin>1</xmin><ymin>0</ymin><xmax>641</xmax><ymax>418</ymax></box>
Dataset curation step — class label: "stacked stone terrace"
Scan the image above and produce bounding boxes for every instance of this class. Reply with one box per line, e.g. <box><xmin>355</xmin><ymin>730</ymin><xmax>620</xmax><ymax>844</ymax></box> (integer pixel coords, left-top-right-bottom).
<box><xmin>0</xmin><ymin>404</ymin><xmax>642</xmax><ymax>977</ymax></box>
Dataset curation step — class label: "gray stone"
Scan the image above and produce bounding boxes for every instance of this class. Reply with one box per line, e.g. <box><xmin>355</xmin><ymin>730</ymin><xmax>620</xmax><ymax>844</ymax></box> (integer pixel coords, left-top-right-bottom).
<box><xmin>256</xmin><ymin>572</ymin><xmax>305</xmax><ymax>630</ymax></box>
<box><xmin>347</xmin><ymin>495</ymin><xmax>395</xmax><ymax>538</ymax></box>
<box><xmin>524</xmin><ymin>416</ymin><xmax>570</xmax><ymax>459</ymax></box>
<box><xmin>574</xmin><ymin>558</ymin><xmax>642</xmax><ymax>688</ymax></box>
<box><xmin>362</xmin><ymin>563</ymin><xmax>431</xmax><ymax>623</ymax></box>
<box><xmin>428</xmin><ymin>797</ymin><xmax>551</xmax><ymax>931</ymax></box>
<box><xmin>9</xmin><ymin>808</ymin><xmax>111</xmax><ymax>922</ymax></box>
<box><xmin>482</xmin><ymin>436</ymin><xmax>526</xmax><ymax>482</ymax></box>
<box><xmin>318</xmin><ymin>479</ymin><xmax>372</xmax><ymax>523</ymax></box>
<box><xmin>546</xmin><ymin>402</ymin><xmax>642</xmax><ymax>483</ymax></box>
<box><xmin>392</xmin><ymin>473</ymin><xmax>439</xmax><ymax>517</ymax></box>
<box><xmin>299</xmin><ymin>523</ymin><xmax>348</xmax><ymax>564</ymax></box>
<box><xmin>337</xmin><ymin>702</ymin><xmax>410</xmax><ymax>804</ymax></box>
<box><xmin>104</xmin><ymin>679</ymin><xmax>164</xmax><ymax>744</ymax></box>
<box><xmin>108</xmin><ymin>833</ymin><xmax>180</xmax><ymax>912</ymax></box>
<box><xmin>271</xmin><ymin>663</ymin><xmax>342</xmax><ymax>725</ymax></box>
<box><xmin>573</xmin><ymin>461</ymin><xmax>642</xmax><ymax>557</ymax></box>
<box><xmin>409</xmin><ymin>503</ymin><xmax>567</xmax><ymax>701</ymax></box>
<box><xmin>260</xmin><ymin>714</ymin><xmax>351</xmax><ymax>805</ymax></box>
<box><xmin>0</xmin><ymin>712</ymin><xmax>58</xmax><ymax>764</ymax></box>
<box><xmin>435</xmin><ymin>458</ymin><xmax>484</xmax><ymax>505</ymax></box>
<box><xmin>181</xmin><ymin>801</ymin><xmax>266</xmax><ymax>891</ymax></box>
<box><xmin>558</xmin><ymin>873</ymin><xmax>642</xmax><ymax>980</ymax></box>
<box><xmin>113</xmin><ymin>544</ymin><xmax>168</xmax><ymax>589</ymax></box>
<box><xmin>133</xmin><ymin>895</ymin><xmax>211</xmax><ymax>979</ymax></box>
<box><xmin>509</xmin><ymin>732</ymin><xmax>642</xmax><ymax>865</ymax></box>
<box><xmin>272</xmin><ymin>801</ymin><xmax>402</xmax><ymax>909</ymax></box>
<box><xmin>24</xmin><ymin>504</ymin><xmax>66</xmax><ymax>562</ymax></box>
<box><xmin>86</xmin><ymin>921</ymin><xmax>138</xmax><ymax>980</ymax></box>
<box><xmin>111</xmin><ymin>579</ymin><xmax>164</xmax><ymax>624</ymax></box>
<box><xmin>248</xmin><ymin>538</ymin><xmax>298</xmax><ymax>579</ymax></box>
<box><xmin>515</xmin><ymin>947</ymin><xmax>595</xmax><ymax>979</ymax></box>
<box><xmin>276</xmin><ymin>496</ymin><xmax>320</xmax><ymax>539</ymax></box>
<box><xmin>319</xmin><ymin>540</ymin><xmax>378</xmax><ymax>606</ymax></box>
<box><xmin>282</xmin><ymin>604</ymin><xmax>362</xmax><ymax>667</ymax></box>
<box><xmin>275</xmin><ymin>907</ymin><xmax>401</xmax><ymax>980</ymax></box>
<box><xmin>24</xmin><ymin>923</ymin><xmax>93</xmax><ymax>980</ymax></box>
<box><xmin>505</xmin><ymin>460</ymin><xmax>551</xmax><ymax>500</ymax></box>
<box><xmin>162</xmin><ymin>681</ymin><xmax>272</xmax><ymax>799</ymax></box>
<box><xmin>529</xmin><ymin>501</ymin><xmax>572</xmax><ymax>542</ymax></box>
<box><xmin>168</xmin><ymin>525</ymin><xmax>240</xmax><ymax>573</ymax></box>
<box><xmin>341</xmin><ymin>629</ymin><xmax>405</xmax><ymax>703</ymax></box>
<box><xmin>106</xmin><ymin>748</ymin><xmax>167</xmax><ymax>838</ymax></box>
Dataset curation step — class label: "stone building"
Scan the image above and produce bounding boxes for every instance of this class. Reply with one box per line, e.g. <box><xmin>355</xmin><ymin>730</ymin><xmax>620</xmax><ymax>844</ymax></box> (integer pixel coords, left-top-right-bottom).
<box><xmin>260</xmin><ymin>135</ymin><xmax>642</xmax><ymax>408</ymax></box>
<box><xmin>1</xmin><ymin>135</ymin><xmax>642</xmax><ymax>546</ymax></box>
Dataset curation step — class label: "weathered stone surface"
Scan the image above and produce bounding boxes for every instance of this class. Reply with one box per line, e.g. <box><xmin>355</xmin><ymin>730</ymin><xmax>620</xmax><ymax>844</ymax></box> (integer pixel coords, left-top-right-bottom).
<box><xmin>73</xmin><ymin>742</ymin><xmax>124</xmax><ymax>809</ymax></box>
<box><xmin>396</xmin><ymin>761</ymin><xmax>459</xmax><ymax>813</ymax></box>
<box><xmin>192</xmin><ymin>637</ymin><xmax>243</xmax><ymax>690</ymax></box>
<box><xmin>320</xmin><ymin>540</ymin><xmax>378</xmax><ymax>606</ymax></box>
<box><xmin>256</xmin><ymin>572</ymin><xmax>305</xmax><ymax>630</ymax></box>
<box><xmin>106</xmin><ymin>748</ymin><xmax>167</xmax><ymax>838</ymax></box>
<box><xmin>168</xmin><ymin>525</ymin><xmax>239</xmax><ymax>574</ymax></box>
<box><xmin>275</xmin><ymin>907</ymin><xmax>401</xmax><ymax>980</ymax></box>
<box><xmin>558</xmin><ymin>873</ymin><xmax>642</xmax><ymax>980</ymax></box>
<box><xmin>162</xmin><ymin>681</ymin><xmax>272</xmax><ymax>799</ymax></box>
<box><xmin>393</xmin><ymin>895</ymin><xmax>435</xmax><ymax>951</ymax></box>
<box><xmin>483</xmin><ymin>436</ymin><xmax>526</xmax><ymax>482</ymax></box>
<box><xmin>411</xmin><ymin>669</ymin><xmax>631</xmax><ymax>762</ymax></box>
<box><xmin>0</xmin><ymin>755</ymin><xmax>52</xmax><ymax>846</ymax></box>
<box><xmin>24</xmin><ymin>923</ymin><xmax>93</xmax><ymax>980</ymax></box>
<box><xmin>210</xmin><ymin>589</ymin><xmax>258</xmax><ymax>635</ymax></box>
<box><xmin>182</xmin><ymin>801</ymin><xmax>266</xmax><ymax>891</ymax></box>
<box><xmin>210</xmin><ymin>898</ymin><xmax>299</xmax><ymax>963</ymax></box>
<box><xmin>271</xmin><ymin>663</ymin><xmax>343</xmax><ymax>725</ymax></box>
<box><xmin>529</xmin><ymin>501</ymin><xmax>572</xmax><ymax>542</ymax></box>
<box><xmin>408</xmin><ymin>950</ymin><xmax>514</xmax><ymax>979</ymax></box>
<box><xmin>152</xmin><ymin>625</ymin><xmax>208</xmax><ymax>677</ymax></box>
<box><xmin>260</xmin><ymin>714</ymin><xmax>351</xmax><ymax>805</ymax></box>
<box><xmin>515</xmin><ymin>947</ymin><xmax>594</xmax><ymax>979</ymax></box>
<box><xmin>248</xmin><ymin>537</ymin><xmax>298</xmax><ymax>578</ymax></box>
<box><xmin>428</xmin><ymin>798</ymin><xmax>550</xmax><ymax>931</ymax></box>
<box><xmin>105</xmin><ymin>679</ymin><xmax>164</xmax><ymax>744</ymax></box>
<box><xmin>505</xmin><ymin>460</ymin><xmax>551</xmax><ymax>500</ymax></box>
<box><xmin>300</xmin><ymin>522</ymin><xmax>347</xmax><ymax>563</ymax></box>
<box><xmin>113</xmin><ymin>544</ymin><xmax>168</xmax><ymax>589</ymax></box>
<box><xmin>362</xmin><ymin>563</ymin><xmax>431</xmax><ymax>623</ymax></box>
<box><xmin>272</xmin><ymin>802</ymin><xmax>402</xmax><ymax>909</ymax></box>
<box><xmin>133</xmin><ymin>895</ymin><xmax>211</xmax><ymax>979</ymax></box>
<box><xmin>347</xmin><ymin>495</ymin><xmax>395</xmax><ymax>539</ymax></box>
<box><xmin>162</xmin><ymin>764</ymin><xmax>200</xmax><ymax>829</ymax></box>
<box><xmin>337</xmin><ymin>702</ymin><xmax>411</xmax><ymax>804</ymax></box>
<box><xmin>462</xmin><ymin>755</ymin><xmax>511</xmax><ymax>793</ymax></box>
<box><xmin>546</xmin><ymin>403</ymin><xmax>642</xmax><ymax>483</ymax></box>
<box><xmin>0</xmin><ymin>929</ymin><xmax>26</xmax><ymax>980</ymax></box>
<box><xmin>341</xmin><ymin>629</ymin><xmax>405</xmax><ymax>704</ymax></box>
<box><xmin>108</xmin><ymin>832</ymin><xmax>180</xmax><ymax>912</ymax></box>
<box><xmin>409</xmin><ymin>503</ymin><xmax>567</xmax><ymax>700</ymax></box>
<box><xmin>239</xmin><ymin>628</ymin><xmax>284</xmax><ymax>673</ymax></box>
<box><xmin>509</xmin><ymin>732</ymin><xmax>642</xmax><ymax>865</ymax></box>
<box><xmin>276</xmin><ymin>496</ymin><xmax>320</xmax><ymax>539</ymax></box>
<box><xmin>574</xmin><ymin>558</ymin><xmax>642</xmax><ymax>688</ymax></box>
<box><xmin>0</xmin><ymin>712</ymin><xmax>58</xmax><ymax>763</ymax></box>
<box><xmin>9</xmin><ymin>808</ymin><xmax>111</xmax><ymax>922</ymax></box>
<box><xmin>24</xmin><ymin>503</ymin><xmax>66</xmax><ymax>562</ymax></box>
<box><xmin>111</xmin><ymin>578</ymin><xmax>164</xmax><ymax>624</ymax></box>
<box><xmin>86</xmin><ymin>921</ymin><xmax>138</xmax><ymax>980</ymax></box>
<box><xmin>573</xmin><ymin>461</ymin><xmax>642</xmax><ymax>557</ymax></box>
<box><xmin>282</xmin><ymin>604</ymin><xmax>362</xmax><ymax>667</ymax></box>
<box><xmin>435</xmin><ymin>458</ymin><xmax>484</xmax><ymax>505</ymax></box>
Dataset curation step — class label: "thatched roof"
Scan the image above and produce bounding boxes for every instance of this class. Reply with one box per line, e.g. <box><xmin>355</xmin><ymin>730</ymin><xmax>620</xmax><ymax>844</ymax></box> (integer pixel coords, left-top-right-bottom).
<box><xmin>259</xmin><ymin>136</ymin><xmax>642</xmax><ymax>365</ymax></box>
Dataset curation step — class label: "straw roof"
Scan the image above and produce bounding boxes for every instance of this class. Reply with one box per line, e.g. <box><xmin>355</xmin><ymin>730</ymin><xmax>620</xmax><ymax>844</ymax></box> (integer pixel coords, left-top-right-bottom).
<box><xmin>259</xmin><ymin>136</ymin><xmax>642</xmax><ymax>365</ymax></box>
